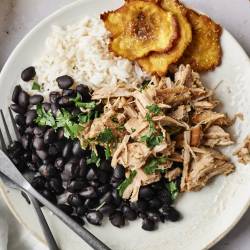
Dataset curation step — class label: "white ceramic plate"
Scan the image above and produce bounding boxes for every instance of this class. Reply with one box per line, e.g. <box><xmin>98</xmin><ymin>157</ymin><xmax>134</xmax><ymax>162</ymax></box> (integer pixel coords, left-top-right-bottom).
<box><xmin>1</xmin><ymin>1</ymin><xmax>250</xmax><ymax>249</ymax></box>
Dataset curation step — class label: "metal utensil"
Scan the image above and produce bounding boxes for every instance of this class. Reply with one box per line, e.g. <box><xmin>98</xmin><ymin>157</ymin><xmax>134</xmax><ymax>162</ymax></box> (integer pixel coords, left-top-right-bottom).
<box><xmin>0</xmin><ymin>108</ymin><xmax>111</xmax><ymax>250</ymax></box>
<box><xmin>0</xmin><ymin>109</ymin><xmax>59</xmax><ymax>250</ymax></box>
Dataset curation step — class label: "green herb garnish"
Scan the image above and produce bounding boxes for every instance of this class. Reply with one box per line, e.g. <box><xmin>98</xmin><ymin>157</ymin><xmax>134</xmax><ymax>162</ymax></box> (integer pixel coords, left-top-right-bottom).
<box><xmin>32</xmin><ymin>81</ymin><xmax>42</xmax><ymax>91</ymax></box>
<box><xmin>87</xmin><ymin>151</ymin><xmax>101</xmax><ymax>167</ymax></box>
<box><xmin>117</xmin><ymin>170</ymin><xmax>137</xmax><ymax>196</ymax></box>
<box><xmin>144</xmin><ymin>156</ymin><xmax>168</xmax><ymax>174</ymax></box>
<box><xmin>146</xmin><ymin>104</ymin><xmax>161</xmax><ymax>115</ymax></box>
<box><xmin>71</xmin><ymin>93</ymin><xmax>96</xmax><ymax>109</ymax></box>
<box><xmin>35</xmin><ymin>104</ymin><xmax>56</xmax><ymax>127</ymax></box>
<box><xmin>166</xmin><ymin>181</ymin><xmax>179</xmax><ymax>201</ymax></box>
<box><xmin>97</xmin><ymin>128</ymin><xmax>116</xmax><ymax>144</ymax></box>
<box><xmin>116</xmin><ymin>124</ymin><xmax>125</xmax><ymax>132</ymax></box>
<box><xmin>141</xmin><ymin>133</ymin><xmax>163</xmax><ymax>149</ymax></box>
<box><xmin>104</xmin><ymin>145</ymin><xmax>111</xmax><ymax>160</ymax></box>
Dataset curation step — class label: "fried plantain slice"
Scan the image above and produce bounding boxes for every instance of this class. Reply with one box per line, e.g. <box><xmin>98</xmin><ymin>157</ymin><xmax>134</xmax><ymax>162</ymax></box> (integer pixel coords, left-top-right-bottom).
<box><xmin>102</xmin><ymin>1</ymin><xmax>179</xmax><ymax>60</ymax></box>
<box><xmin>137</xmin><ymin>0</ymin><xmax>192</xmax><ymax>76</ymax></box>
<box><xmin>179</xmin><ymin>9</ymin><xmax>222</xmax><ymax>72</ymax></box>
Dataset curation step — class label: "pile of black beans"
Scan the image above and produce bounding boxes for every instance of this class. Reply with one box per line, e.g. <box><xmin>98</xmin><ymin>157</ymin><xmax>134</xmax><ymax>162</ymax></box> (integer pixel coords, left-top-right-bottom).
<box><xmin>8</xmin><ymin>66</ymin><xmax>181</xmax><ymax>231</ymax></box>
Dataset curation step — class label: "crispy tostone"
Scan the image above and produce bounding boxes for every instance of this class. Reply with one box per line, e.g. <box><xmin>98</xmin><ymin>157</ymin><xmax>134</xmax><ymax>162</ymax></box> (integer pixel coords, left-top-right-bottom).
<box><xmin>137</xmin><ymin>0</ymin><xmax>192</xmax><ymax>76</ymax></box>
<box><xmin>101</xmin><ymin>1</ymin><xmax>179</xmax><ymax>60</ymax></box>
<box><xmin>179</xmin><ymin>9</ymin><xmax>222</xmax><ymax>72</ymax></box>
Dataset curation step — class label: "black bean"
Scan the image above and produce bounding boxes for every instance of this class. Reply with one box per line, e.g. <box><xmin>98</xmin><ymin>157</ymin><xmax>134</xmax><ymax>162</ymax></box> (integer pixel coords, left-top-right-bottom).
<box><xmin>10</xmin><ymin>104</ymin><xmax>26</xmax><ymax>114</ymax></box>
<box><xmin>130</xmin><ymin>200</ymin><xmax>148</xmax><ymax>212</ymax></box>
<box><xmin>51</xmin><ymin>103</ymin><xmax>59</xmax><ymax>117</ymax></box>
<box><xmin>29</xmin><ymin>95</ymin><xmax>44</xmax><ymax>105</ymax></box>
<box><xmin>113</xmin><ymin>165</ymin><xmax>125</xmax><ymax>179</ymax></box>
<box><xmin>86</xmin><ymin>168</ymin><xmax>98</xmax><ymax>181</ymax></box>
<box><xmin>99</xmin><ymin>160</ymin><xmax>113</xmax><ymax>172</ymax></box>
<box><xmin>77</xmin><ymin>158</ymin><xmax>87</xmax><ymax>177</ymax></box>
<box><xmin>84</xmin><ymin>198</ymin><xmax>99</xmax><ymax>209</ymax></box>
<box><xmin>7</xmin><ymin>141</ymin><xmax>23</xmax><ymax>158</ymax></box>
<box><xmin>56</xmin><ymin>75</ymin><xmax>74</xmax><ymax>89</ymax></box>
<box><xmin>49</xmin><ymin>91</ymin><xmax>60</xmax><ymax>104</ymax></box>
<box><xmin>44</xmin><ymin>128</ymin><xmax>56</xmax><ymax>144</ymax></box>
<box><xmin>63</xmin><ymin>89</ymin><xmax>75</xmax><ymax>97</ymax></box>
<box><xmin>21</xmin><ymin>135</ymin><xmax>30</xmax><ymax>150</ymax></box>
<box><xmin>76</xmin><ymin>84</ymin><xmax>91</xmax><ymax>102</ymax></box>
<box><xmin>12</xmin><ymin>85</ymin><xmax>22</xmax><ymax>103</ymax></box>
<box><xmin>57</xmin><ymin>204</ymin><xmax>73</xmax><ymax>215</ymax></box>
<box><xmin>31</xmin><ymin>153</ymin><xmax>41</xmax><ymax>165</ymax></box>
<box><xmin>41</xmin><ymin>189</ymin><xmax>57</xmax><ymax>203</ymax></box>
<box><xmin>25</xmin><ymin>110</ymin><xmax>37</xmax><ymax>125</ymax></box>
<box><xmin>62</xmin><ymin>142</ymin><xmax>73</xmax><ymax>159</ymax></box>
<box><xmin>48</xmin><ymin>144</ymin><xmax>58</xmax><ymax>156</ymax></box>
<box><xmin>97</xmin><ymin>170</ymin><xmax>109</xmax><ymax>184</ymax></box>
<box><xmin>33</xmin><ymin>137</ymin><xmax>44</xmax><ymax>150</ymax></box>
<box><xmin>158</xmin><ymin>189</ymin><xmax>172</xmax><ymax>205</ymax></box>
<box><xmin>99</xmin><ymin>191</ymin><xmax>113</xmax><ymax>204</ymax></box>
<box><xmin>99</xmin><ymin>204</ymin><xmax>115</xmax><ymax>216</ymax></box>
<box><xmin>110</xmin><ymin>177</ymin><xmax>122</xmax><ymax>188</ymax></box>
<box><xmin>54</xmin><ymin>157</ymin><xmax>64</xmax><ymax>171</ymax></box>
<box><xmin>109</xmin><ymin>212</ymin><xmax>125</xmax><ymax>228</ymax></box>
<box><xmin>139</xmin><ymin>186</ymin><xmax>155</xmax><ymax>200</ymax></box>
<box><xmin>138</xmin><ymin>212</ymin><xmax>147</xmax><ymax>219</ymax></box>
<box><xmin>88</xmin><ymin>180</ymin><xmax>100</xmax><ymax>188</ymax></box>
<box><xmin>42</xmin><ymin>102</ymin><xmax>51</xmax><ymax>112</ymax></box>
<box><xmin>146</xmin><ymin>210</ymin><xmax>163</xmax><ymax>223</ymax></box>
<box><xmin>142</xmin><ymin>218</ymin><xmax>155</xmax><ymax>231</ymax></box>
<box><xmin>86</xmin><ymin>211</ymin><xmax>103</xmax><ymax>226</ymax></box>
<box><xmin>61</xmin><ymin>162</ymin><xmax>74</xmax><ymax>181</ymax></box>
<box><xmin>25</xmin><ymin>126</ymin><xmax>34</xmax><ymax>135</ymax></box>
<box><xmin>39</xmin><ymin>164</ymin><xmax>57</xmax><ymax>178</ymax></box>
<box><xmin>18</xmin><ymin>91</ymin><xmax>29</xmax><ymax>108</ymax></box>
<box><xmin>111</xmin><ymin>189</ymin><xmax>122</xmax><ymax>207</ymax></box>
<box><xmin>49</xmin><ymin>178</ymin><xmax>64</xmax><ymax>195</ymax></box>
<box><xmin>33</xmin><ymin>127</ymin><xmax>46</xmax><ymax>137</ymax></box>
<box><xmin>71</xmin><ymin>108</ymin><xmax>81</xmax><ymax>117</ymax></box>
<box><xmin>162</xmin><ymin>206</ymin><xmax>181</xmax><ymax>222</ymax></box>
<box><xmin>75</xmin><ymin>206</ymin><xmax>87</xmax><ymax>216</ymax></box>
<box><xmin>148</xmin><ymin>198</ymin><xmax>162</xmax><ymax>210</ymax></box>
<box><xmin>72</xmin><ymin>141</ymin><xmax>83</xmax><ymax>156</ymax></box>
<box><xmin>80</xmin><ymin>186</ymin><xmax>97</xmax><ymax>199</ymax></box>
<box><xmin>58</xmin><ymin>96</ymin><xmax>72</xmax><ymax>107</ymax></box>
<box><xmin>57</xmin><ymin>128</ymin><xmax>65</xmax><ymax>140</ymax></box>
<box><xmin>71</xmin><ymin>215</ymin><xmax>85</xmax><ymax>226</ymax></box>
<box><xmin>122</xmin><ymin>205</ymin><xmax>137</xmax><ymax>221</ymax></box>
<box><xmin>14</xmin><ymin>114</ymin><xmax>25</xmax><ymax>126</ymax></box>
<box><xmin>21</xmin><ymin>66</ymin><xmax>36</xmax><ymax>81</ymax></box>
<box><xmin>31</xmin><ymin>176</ymin><xmax>46</xmax><ymax>190</ymax></box>
<box><xmin>67</xmin><ymin>194</ymin><xmax>83</xmax><ymax>207</ymax></box>
<box><xmin>97</xmin><ymin>184</ymin><xmax>111</xmax><ymax>195</ymax></box>
<box><xmin>68</xmin><ymin>180</ymin><xmax>85</xmax><ymax>193</ymax></box>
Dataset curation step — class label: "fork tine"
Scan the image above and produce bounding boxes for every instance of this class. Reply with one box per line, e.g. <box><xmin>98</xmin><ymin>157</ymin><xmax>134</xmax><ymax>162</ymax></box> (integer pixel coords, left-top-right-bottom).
<box><xmin>8</xmin><ymin>107</ymin><xmax>21</xmax><ymax>142</ymax></box>
<box><xmin>0</xmin><ymin>127</ymin><xmax>7</xmax><ymax>153</ymax></box>
<box><xmin>0</xmin><ymin>109</ymin><xmax>12</xmax><ymax>145</ymax></box>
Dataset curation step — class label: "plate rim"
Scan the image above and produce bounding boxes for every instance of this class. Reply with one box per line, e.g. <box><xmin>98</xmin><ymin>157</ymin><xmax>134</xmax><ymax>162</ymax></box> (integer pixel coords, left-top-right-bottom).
<box><xmin>0</xmin><ymin>0</ymin><xmax>250</xmax><ymax>249</ymax></box>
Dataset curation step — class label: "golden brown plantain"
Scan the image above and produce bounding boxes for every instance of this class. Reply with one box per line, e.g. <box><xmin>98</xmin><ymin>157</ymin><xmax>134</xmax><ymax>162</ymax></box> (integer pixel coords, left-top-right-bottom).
<box><xmin>137</xmin><ymin>0</ymin><xmax>192</xmax><ymax>76</ymax></box>
<box><xmin>101</xmin><ymin>1</ymin><xmax>179</xmax><ymax>60</ymax></box>
<box><xmin>179</xmin><ymin>9</ymin><xmax>222</xmax><ymax>72</ymax></box>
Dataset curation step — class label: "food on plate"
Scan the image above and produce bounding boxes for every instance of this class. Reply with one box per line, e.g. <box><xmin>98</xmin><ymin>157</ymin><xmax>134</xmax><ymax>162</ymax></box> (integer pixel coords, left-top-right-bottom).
<box><xmin>101</xmin><ymin>1</ymin><xmax>179</xmax><ymax>60</ymax></box>
<box><xmin>6</xmin><ymin>0</ymin><xmax>242</xmax><ymax>233</ymax></box>
<box><xmin>234</xmin><ymin>135</ymin><xmax>250</xmax><ymax>164</ymax></box>
<box><xmin>137</xmin><ymin>0</ymin><xmax>192</xmax><ymax>75</ymax></box>
<box><xmin>179</xmin><ymin>9</ymin><xmax>222</xmax><ymax>72</ymax></box>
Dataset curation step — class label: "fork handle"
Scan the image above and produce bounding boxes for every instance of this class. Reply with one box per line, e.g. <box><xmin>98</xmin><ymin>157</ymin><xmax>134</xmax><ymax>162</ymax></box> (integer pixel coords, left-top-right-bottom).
<box><xmin>29</xmin><ymin>195</ymin><xmax>60</xmax><ymax>250</ymax></box>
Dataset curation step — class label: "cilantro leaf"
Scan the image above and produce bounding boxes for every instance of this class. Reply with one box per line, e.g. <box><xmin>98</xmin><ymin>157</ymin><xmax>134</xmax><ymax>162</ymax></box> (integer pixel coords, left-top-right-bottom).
<box><xmin>144</xmin><ymin>156</ymin><xmax>168</xmax><ymax>174</ymax></box>
<box><xmin>117</xmin><ymin>170</ymin><xmax>137</xmax><ymax>197</ymax></box>
<box><xmin>97</xmin><ymin>128</ymin><xmax>116</xmax><ymax>144</ymax></box>
<box><xmin>32</xmin><ymin>81</ymin><xmax>42</xmax><ymax>91</ymax></box>
<box><xmin>35</xmin><ymin>104</ymin><xmax>56</xmax><ymax>127</ymax></box>
<box><xmin>146</xmin><ymin>104</ymin><xmax>161</xmax><ymax>115</ymax></box>
<box><xmin>105</xmin><ymin>145</ymin><xmax>111</xmax><ymax>160</ymax></box>
<box><xmin>166</xmin><ymin>181</ymin><xmax>179</xmax><ymax>201</ymax></box>
<box><xmin>87</xmin><ymin>151</ymin><xmax>101</xmax><ymax>167</ymax></box>
<box><xmin>145</xmin><ymin>112</ymin><xmax>155</xmax><ymax>133</ymax></box>
<box><xmin>141</xmin><ymin>133</ymin><xmax>163</xmax><ymax>148</ymax></box>
<box><xmin>71</xmin><ymin>93</ymin><xmax>96</xmax><ymax>109</ymax></box>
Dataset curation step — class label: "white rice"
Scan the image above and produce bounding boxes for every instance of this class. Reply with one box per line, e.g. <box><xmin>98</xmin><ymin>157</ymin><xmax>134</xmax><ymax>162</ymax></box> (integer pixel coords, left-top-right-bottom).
<box><xmin>21</xmin><ymin>17</ymin><xmax>148</xmax><ymax>96</ymax></box>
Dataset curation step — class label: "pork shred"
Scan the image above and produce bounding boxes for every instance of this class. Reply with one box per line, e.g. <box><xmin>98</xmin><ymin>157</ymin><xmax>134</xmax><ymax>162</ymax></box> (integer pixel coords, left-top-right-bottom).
<box><xmin>78</xmin><ymin>65</ymin><xmax>236</xmax><ymax>201</ymax></box>
<box><xmin>234</xmin><ymin>135</ymin><xmax>250</xmax><ymax>164</ymax></box>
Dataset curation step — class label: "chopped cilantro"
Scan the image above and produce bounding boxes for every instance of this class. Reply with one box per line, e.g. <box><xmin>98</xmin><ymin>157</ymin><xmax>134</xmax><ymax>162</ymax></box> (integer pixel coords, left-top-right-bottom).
<box><xmin>144</xmin><ymin>156</ymin><xmax>168</xmax><ymax>174</ymax></box>
<box><xmin>145</xmin><ymin>112</ymin><xmax>156</xmax><ymax>133</ymax></box>
<box><xmin>104</xmin><ymin>145</ymin><xmax>111</xmax><ymax>160</ymax></box>
<box><xmin>141</xmin><ymin>133</ymin><xmax>163</xmax><ymax>148</ymax></box>
<box><xmin>111</xmin><ymin>116</ymin><xmax>118</xmax><ymax>123</ymax></box>
<box><xmin>131</xmin><ymin>128</ymin><xmax>136</xmax><ymax>133</ymax></box>
<box><xmin>146</xmin><ymin>104</ymin><xmax>161</xmax><ymax>115</ymax></box>
<box><xmin>166</xmin><ymin>181</ymin><xmax>179</xmax><ymax>200</ymax></box>
<box><xmin>87</xmin><ymin>151</ymin><xmax>101</xmax><ymax>167</ymax></box>
<box><xmin>32</xmin><ymin>81</ymin><xmax>42</xmax><ymax>91</ymax></box>
<box><xmin>56</xmin><ymin>109</ymin><xmax>82</xmax><ymax>139</ymax></box>
<box><xmin>35</xmin><ymin>104</ymin><xmax>56</xmax><ymax>128</ymax></box>
<box><xmin>97</xmin><ymin>128</ymin><xmax>116</xmax><ymax>144</ymax></box>
<box><xmin>71</xmin><ymin>93</ymin><xmax>96</xmax><ymax>109</ymax></box>
<box><xmin>116</xmin><ymin>124</ymin><xmax>125</xmax><ymax>132</ymax></box>
<box><xmin>117</xmin><ymin>170</ymin><xmax>137</xmax><ymax>197</ymax></box>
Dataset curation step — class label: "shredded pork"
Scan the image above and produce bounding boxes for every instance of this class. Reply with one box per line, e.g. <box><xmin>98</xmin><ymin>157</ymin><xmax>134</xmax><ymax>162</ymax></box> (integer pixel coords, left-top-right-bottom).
<box><xmin>234</xmin><ymin>135</ymin><xmax>250</xmax><ymax>164</ymax></box>
<box><xmin>78</xmin><ymin>65</ymin><xmax>235</xmax><ymax>201</ymax></box>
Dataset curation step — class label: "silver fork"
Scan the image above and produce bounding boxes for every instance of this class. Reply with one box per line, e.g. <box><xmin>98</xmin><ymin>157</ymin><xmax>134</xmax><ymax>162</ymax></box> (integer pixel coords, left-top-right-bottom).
<box><xmin>0</xmin><ymin>108</ymin><xmax>111</xmax><ymax>250</ymax></box>
<box><xmin>0</xmin><ymin>109</ymin><xmax>59</xmax><ymax>250</ymax></box>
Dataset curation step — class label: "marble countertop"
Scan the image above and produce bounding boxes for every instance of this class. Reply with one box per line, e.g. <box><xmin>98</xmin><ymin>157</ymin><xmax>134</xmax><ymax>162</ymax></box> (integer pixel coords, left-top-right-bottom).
<box><xmin>0</xmin><ymin>0</ymin><xmax>250</xmax><ymax>249</ymax></box>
